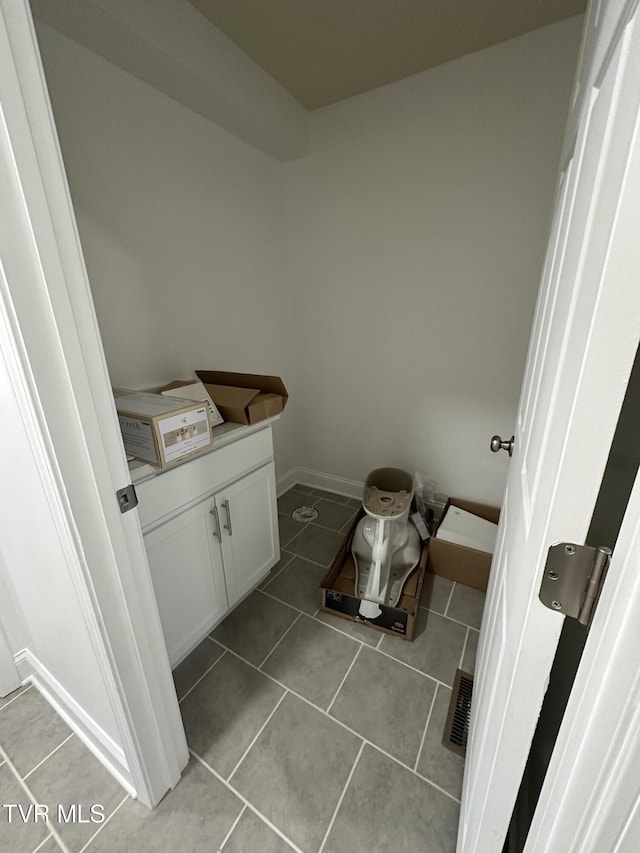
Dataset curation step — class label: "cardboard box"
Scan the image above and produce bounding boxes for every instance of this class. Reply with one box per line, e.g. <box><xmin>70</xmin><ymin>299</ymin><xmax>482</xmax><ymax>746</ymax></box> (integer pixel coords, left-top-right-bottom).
<box><xmin>159</xmin><ymin>380</ymin><xmax>224</xmax><ymax>427</ymax></box>
<box><xmin>195</xmin><ymin>370</ymin><xmax>288</xmax><ymax>425</ymax></box>
<box><xmin>428</xmin><ymin>497</ymin><xmax>500</xmax><ymax>591</ymax></box>
<box><xmin>115</xmin><ymin>392</ymin><xmax>212</xmax><ymax>468</ymax></box>
<box><xmin>319</xmin><ymin>510</ymin><xmax>428</xmax><ymax>641</ymax></box>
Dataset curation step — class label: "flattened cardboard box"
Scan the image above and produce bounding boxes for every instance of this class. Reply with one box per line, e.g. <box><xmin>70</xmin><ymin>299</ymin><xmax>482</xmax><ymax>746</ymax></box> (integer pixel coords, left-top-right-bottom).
<box><xmin>115</xmin><ymin>392</ymin><xmax>212</xmax><ymax>468</ymax></box>
<box><xmin>428</xmin><ymin>497</ymin><xmax>500</xmax><ymax>591</ymax></box>
<box><xmin>319</xmin><ymin>509</ymin><xmax>428</xmax><ymax>641</ymax></box>
<box><xmin>195</xmin><ymin>370</ymin><xmax>288</xmax><ymax>425</ymax></box>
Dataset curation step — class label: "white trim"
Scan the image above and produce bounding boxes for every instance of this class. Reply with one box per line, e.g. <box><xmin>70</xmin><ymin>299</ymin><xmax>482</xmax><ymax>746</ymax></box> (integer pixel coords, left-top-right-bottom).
<box><xmin>0</xmin><ymin>0</ymin><xmax>188</xmax><ymax>807</ymax></box>
<box><xmin>277</xmin><ymin>466</ymin><xmax>364</xmax><ymax>500</ymax></box>
<box><xmin>15</xmin><ymin>649</ymin><xmax>136</xmax><ymax>798</ymax></box>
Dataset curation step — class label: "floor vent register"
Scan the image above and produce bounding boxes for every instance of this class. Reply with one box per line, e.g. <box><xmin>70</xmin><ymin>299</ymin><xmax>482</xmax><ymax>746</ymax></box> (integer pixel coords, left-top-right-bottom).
<box><xmin>443</xmin><ymin>669</ymin><xmax>474</xmax><ymax>757</ymax></box>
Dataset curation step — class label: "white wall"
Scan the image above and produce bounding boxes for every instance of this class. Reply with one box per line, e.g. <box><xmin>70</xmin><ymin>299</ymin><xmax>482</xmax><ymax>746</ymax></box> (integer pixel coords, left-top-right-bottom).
<box><xmin>37</xmin><ymin>16</ymin><xmax>583</xmax><ymax>506</ymax></box>
<box><xmin>283</xmin><ymin>17</ymin><xmax>583</xmax><ymax>504</ymax></box>
<box><xmin>35</xmin><ymin>22</ymin><xmax>300</xmax><ymax>476</ymax></box>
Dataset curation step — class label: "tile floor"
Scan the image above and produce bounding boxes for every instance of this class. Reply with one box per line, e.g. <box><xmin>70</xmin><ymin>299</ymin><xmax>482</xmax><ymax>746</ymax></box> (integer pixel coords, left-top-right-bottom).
<box><xmin>0</xmin><ymin>485</ymin><xmax>485</xmax><ymax>853</ymax></box>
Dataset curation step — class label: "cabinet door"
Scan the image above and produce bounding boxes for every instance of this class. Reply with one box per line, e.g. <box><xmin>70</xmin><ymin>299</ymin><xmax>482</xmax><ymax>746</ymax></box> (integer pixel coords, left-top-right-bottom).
<box><xmin>217</xmin><ymin>462</ymin><xmax>279</xmax><ymax>607</ymax></box>
<box><xmin>144</xmin><ymin>499</ymin><xmax>228</xmax><ymax>666</ymax></box>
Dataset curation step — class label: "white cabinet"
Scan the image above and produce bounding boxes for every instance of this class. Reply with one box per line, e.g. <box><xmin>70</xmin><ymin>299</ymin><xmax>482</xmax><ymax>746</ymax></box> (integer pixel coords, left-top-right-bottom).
<box><xmin>144</xmin><ymin>497</ymin><xmax>228</xmax><ymax>665</ymax></box>
<box><xmin>136</xmin><ymin>424</ymin><xmax>279</xmax><ymax>667</ymax></box>
<box><xmin>216</xmin><ymin>464</ymin><xmax>278</xmax><ymax>607</ymax></box>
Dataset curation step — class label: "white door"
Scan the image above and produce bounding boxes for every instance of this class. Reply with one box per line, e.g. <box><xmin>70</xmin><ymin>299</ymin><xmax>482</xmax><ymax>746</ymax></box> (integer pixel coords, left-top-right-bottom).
<box><xmin>144</xmin><ymin>499</ymin><xmax>229</xmax><ymax>666</ymax></box>
<box><xmin>459</xmin><ymin>2</ymin><xmax>640</xmax><ymax>851</ymax></box>
<box><xmin>218</xmin><ymin>462</ymin><xmax>279</xmax><ymax>607</ymax></box>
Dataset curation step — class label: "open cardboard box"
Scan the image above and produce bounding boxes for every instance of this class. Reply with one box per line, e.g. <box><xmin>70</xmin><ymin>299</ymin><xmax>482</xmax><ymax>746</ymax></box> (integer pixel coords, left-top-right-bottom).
<box><xmin>428</xmin><ymin>497</ymin><xmax>500</xmax><ymax>591</ymax></box>
<box><xmin>195</xmin><ymin>370</ymin><xmax>288</xmax><ymax>425</ymax></box>
<box><xmin>319</xmin><ymin>509</ymin><xmax>428</xmax><ymax>641</ymax></box>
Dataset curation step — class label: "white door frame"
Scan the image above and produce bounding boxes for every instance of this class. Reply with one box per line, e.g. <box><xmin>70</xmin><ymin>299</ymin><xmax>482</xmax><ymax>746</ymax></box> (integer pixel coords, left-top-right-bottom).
<box><xmin>0</xmin><ymin>0</ymin><xmax>187</xmax><ymax>806</ymax></box>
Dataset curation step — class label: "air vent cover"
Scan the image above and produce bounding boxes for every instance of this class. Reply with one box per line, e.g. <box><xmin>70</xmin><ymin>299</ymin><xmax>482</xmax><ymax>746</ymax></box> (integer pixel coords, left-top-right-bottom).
<box><xmin>443</xmin><ymin>669</ymin><xmax>474</xmax><ymax>756</ymax></box>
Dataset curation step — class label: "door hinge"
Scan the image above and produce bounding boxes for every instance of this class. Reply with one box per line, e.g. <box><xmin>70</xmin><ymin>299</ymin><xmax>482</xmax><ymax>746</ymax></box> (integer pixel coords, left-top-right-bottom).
<box><xmin>539</xmin><ymin>543</ymin><xmax>612</xmax><ymax>626</ymax></box>
<box><xmin>116</xmin><ymin>484</ymin><xmax>138</xmax><ymax>514</ymax></box>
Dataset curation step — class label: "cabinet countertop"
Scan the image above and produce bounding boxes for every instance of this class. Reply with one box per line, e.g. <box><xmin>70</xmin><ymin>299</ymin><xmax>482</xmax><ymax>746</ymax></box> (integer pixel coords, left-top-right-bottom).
<box><xmin>128</xmin><ymin>415</ymin><xmax>280</xmax><ymax>487</ymax></box>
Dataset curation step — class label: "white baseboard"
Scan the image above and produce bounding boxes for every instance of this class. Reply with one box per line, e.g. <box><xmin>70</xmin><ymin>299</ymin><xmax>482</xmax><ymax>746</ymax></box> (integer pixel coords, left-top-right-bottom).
<box><xmin>15</xmin><ymin>649</ymin><xmax>135</xmax><ymax>797</ymax></box>
<box><xmin>277</xmin><ymin>466</ymin><xmax>363</xmax><ymax>500</ymax></box>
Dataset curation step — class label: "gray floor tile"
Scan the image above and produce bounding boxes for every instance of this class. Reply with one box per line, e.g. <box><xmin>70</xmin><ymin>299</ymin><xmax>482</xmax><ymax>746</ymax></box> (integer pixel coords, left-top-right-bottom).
<box><xmin>314</xmin><ymin>611</ymin><xmax>380</xmax><ymax>647</ymax></box>
<box><xmin>262</xmin><ymin>616</ymin><xmax>360</xmax><ymax>710</ymax></box>
<box><xmin>447</xmin><ymin>583</ymin><xmax>486</xmax><ymax>629</ymax></box>
<box><xmin>0</xmin><ymin>688</ymin><xmax>71</xmax><ymax>777</ymax></box>
<box><xmin>292</xmin><ymin>483</ymin><xmax>315</xmax><ymax>494</ymax></box>
<box><xmin>380</xmin><ymin>610</ymin><xmax>467</xmax><ymax>686</ymax></box>
<box><xmin>172</xmin><ymin>639</ymin><xmax>224</xmax><ymax>701</ymax></box>
<box><xmin>278</xmin><ymin>514</ymin><xmax>305</xmax><ymax>548</ymax></box>
<box><xmin>0</xmin><ymin>684</ymin><xmax>29</xmax><ymax>709</ymax></box>
<box><xmin>417</xmin><ymin>684</ymin><xmax>465</xmax><ymax>799</ymax></box>
<box><xmin>285</xmin><ymin>524</ymin><xmax>345</xmax><ymax>568</ymax></box>
<box><xmin>258</xmin><ymin>553</ymin><xmax>294</xmax><ymax>590</ymax></box>
<box><xmin>35</xmin><ymin>838</ymin><xmax>58</xmax><ymax>852</ymax></box>
<box><xmin>312</xmin><ymin>500</ymin><xmax>356</xmax><ymax>532</ymax></box>
<box><xmin>262</xmin><ymin>555</ymin><xmax>327</xmax><ymax>615</ymax></box>
<box><xmin>421</xmin><ymin>572</ymin><xmax>454</xmax><ymax>614</ymax></box>
<box><xmin>323</xmin><ymin>745</ymin><xmax>459</xmax><ymax>853</ymax></box>
<box><xmin>223</xmin><ymin>808</ymin><xmax>295</xmax><ymax>853</ymax></box>
<box><xmin>310</xmin><ymin>489</ymin><xmax>350</xmax><ymax>504</ymax></box>
<box><xmin>231</xmin><ymin>694</ymin><xmax>361</xmax><ymax>852</ymax></box>
<box><xmin>180</xmin><ymin>653</ymin><xmax>284</xmax><ymax>778</ymax></box>
<box><xmin>346</xmin><ymin>498</ymin><xmax>361</xmax><ymax>508</ymax></box>
<box><xmin>0</xmin><ymin>762</ymin><xmax>49</xmax><ymax>852</ymax></box>
<box><xmin>88</xmin><ymin>759</ymin><xmax>242</xmax><ymax>852</ymax></box>
<box><xmin>211</xmin><ymin>591</ymin><xmax>298</xmax><ymax>666</ymax></box>
<box><xmin>26</xmin><ymin>735</ymin><xmax>125</xmax><ymax>852</ymax></box>
<box><xmin>462</xmin><ymin>629</ymin><xmax>480</xmax><ymax>674</ymax></box>
<box><xmin>277</xmin><ymin>490</ymin><xmax>318</xmax><ymax>515</ymax></box>
<box><xmin>330</xmin><ymin>647</ymin><xmax>435</xmax><ymax>765</ymax></box>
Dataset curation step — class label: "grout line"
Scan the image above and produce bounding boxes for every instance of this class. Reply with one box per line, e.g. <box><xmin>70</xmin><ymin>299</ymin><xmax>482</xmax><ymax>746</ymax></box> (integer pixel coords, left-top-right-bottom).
<box><xmin>318</xmin><ymin>741</ymin><xmax>365</xmax><ymax>853</ymax></box>
<box><xmin>444</xmin><ymin>582</ymin><xmax>456</xmax><ymax>617</ymax></box>
<box><xmin>375</xmin><ymin>632</ymin><xmax>385</xmax><ymax>650</ymax></box>
<box><xmin>178</xmin><ymin>650</ymin><xmax>227</xmax><ymax>705</ymax></box>
<box><xmin>308</xmin><ymin>519</ymin><xmax>353</xmax><ymax>536</ymax></box>
<box><xmin>418</xmin><ymin>603</ymin><xmax>477</xmax><ymax>630</ymax></box>
<box><xmin>279</xmin><ymin>525</ymin><xmax>306</xmax><ymax>550</ymax></box>
<box><xmin>372</xmin><ymin>645</ymin><xmax>451</xmax><ymax>690</ymax></box>
<box><xmin>31</xmin><ymin>834</ymin><xmax>55</xmax><ymax>853</ymax></box>
<box><xmin>226</xmin><ymin>691</ymin><xmax>288</xmax><ymax>783</ymax></box>
<box><xmin>258</xmin><ymin>614</ymin><xmax>302</xmax><ymax>670</ymax></box>
<box><xmin>210</xmin><ymin>643</ymin><xmax>459</xmax><ymax>802</ymax></box>
<box><xmin>218</xmin><ymin>803</ymin><xmax>247</xmax><ymax>852</ymax></box>
<box><xmin>77</xmin><ymin>793</ymin><xmax>129</xmax><ymax>853</ymax></box>
<box><xmin>244</xmin><ymin>591</ymin><xmax>373</xmax><ymax>654</ymax></box>
<box><xmin>309</xmin><ymin>490</ymin><xmax>352</xmax><ymax>505</ymax></box>
<box><xmin>277</xmin><ymin>550</ymin><xmax>330</xmax><ymax>571</ymax></box>
<box><xmin>190</xmin><ymin>749</ymin><xmax>306</xmax><ymax>853</ymax></box>
<box><xmin>459</xmin><ymin>628</ymin><xmax>470</xmax><ymax>670</ymax></box>
<box><xmin>339</xmin><ymin>513</ymin><xmax>358</xmax><ymax>534</ymax></box>
<box><xmin>261</xmin><ymin>552</ymin><xmax>295</xmax><ymax>591</ymax></box>
<box><xmin>24</xmin><ymin>733</ymin><xmax>75</xmax><ymax>780</ymax></box>
<box><xmin>0</xmin><ymin>742</ymin><xmax>71</xmax><ymax>853</ymax></box>
<box><xmin>258</xmin><ymin>587</ymin><xmax>307</xmax><ymax>613</ymax></box>
<box><xmin>414</xmin><ymin>687</ymin><xmax>438</xmax><ymax>772</ymax></box>
<box><xmin>0</xmin><ymin>683</ymin><xmax>33</xmax><ymax>713</ymax></box>
<box><xmin>326</xmin><ymin>645</ymin><xmax>362</xmax><ymax>714</ymax></box>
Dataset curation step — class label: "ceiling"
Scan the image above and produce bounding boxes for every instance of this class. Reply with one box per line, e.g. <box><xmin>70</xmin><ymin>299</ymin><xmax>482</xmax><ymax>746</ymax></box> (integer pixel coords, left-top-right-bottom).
<box><xmin>187</xmin><ymin>0</ymin><xmax>586</xmax><ymax>110</ymax></box>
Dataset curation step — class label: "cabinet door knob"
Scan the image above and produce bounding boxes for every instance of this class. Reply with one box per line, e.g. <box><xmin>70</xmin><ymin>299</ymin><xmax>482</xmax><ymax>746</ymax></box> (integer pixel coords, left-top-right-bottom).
<box><xmin>210</xmin><ymin>506</ymin><xmax>222</xmax><ymax>541</ymax></box>
<box><xmin>222</xmin><ymin>500</ymin><xmax>233</xmax><ymax>536</ymax></box>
